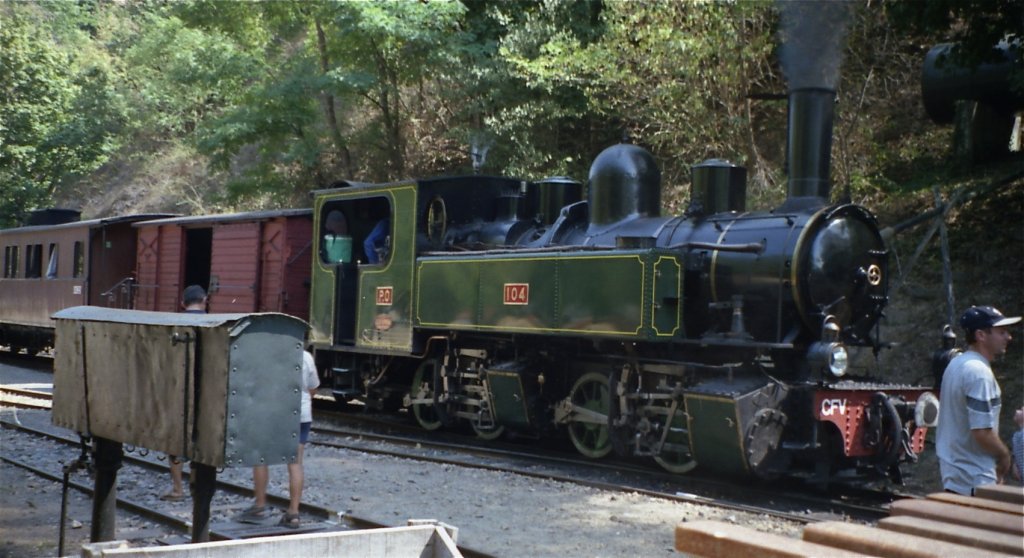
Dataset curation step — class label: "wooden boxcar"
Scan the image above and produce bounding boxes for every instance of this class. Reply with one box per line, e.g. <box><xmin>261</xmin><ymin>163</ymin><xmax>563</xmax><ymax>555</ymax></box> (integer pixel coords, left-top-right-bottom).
<box><xmin>0</xmin><ymin>214</ymin><xmax>172</xmax><ymax>352</ymax></box>
<box><xmin>132</xmin><ymin>209</ymin><xmax>313</xmax><ymax>320</ymax></box>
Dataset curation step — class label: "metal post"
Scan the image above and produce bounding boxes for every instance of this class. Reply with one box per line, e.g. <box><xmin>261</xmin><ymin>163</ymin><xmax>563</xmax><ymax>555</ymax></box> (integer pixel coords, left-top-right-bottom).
<box><xmin>190</xmin><ymin>463</ymin><xmax>217</xmax><ymax>543</ymax></box>
<box><xmin>935</xmin><ymin>187</ymin><xmax>956</xmax><ymax>326</ymax></box>
<box><xmin>58</xmin><ymin>464</ymin><xmax>74</xmax><ymax>556</ymax></box>
<box><xmin>90</xmin><ymin>437</ymin><xmax>122</xmax><ymax>542</ymax></box>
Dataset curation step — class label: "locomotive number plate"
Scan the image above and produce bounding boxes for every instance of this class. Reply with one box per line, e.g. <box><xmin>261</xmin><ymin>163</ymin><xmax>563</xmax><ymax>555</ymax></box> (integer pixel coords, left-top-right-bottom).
<box><xmin>375</xmin><ymin>286</ymin><xmax>393</xmax><ymax>306</ymax></box>
<box><xmin>503</xmin><ymin>283</ymin><xmax>529</xmax><ymax>305</ymax></box>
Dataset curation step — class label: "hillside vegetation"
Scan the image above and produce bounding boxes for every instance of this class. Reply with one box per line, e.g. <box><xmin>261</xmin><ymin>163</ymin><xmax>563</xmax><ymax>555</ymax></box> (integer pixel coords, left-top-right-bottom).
<box><xmin>2</xmin><ymin>1</ymin><xmax>1021</xmax><ymax>436</ymax></box>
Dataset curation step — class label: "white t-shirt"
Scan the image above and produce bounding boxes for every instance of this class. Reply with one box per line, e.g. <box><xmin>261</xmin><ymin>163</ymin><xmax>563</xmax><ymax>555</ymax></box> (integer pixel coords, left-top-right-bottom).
<box><xmin>300</xmin><ymin>350</ymin><xmax>320</xmax><ymax>424</ymax></box>
<box><xmin>936</xmin><ymin>350</ymin><xmax>1002</xmax><ymax>495</ymax></box>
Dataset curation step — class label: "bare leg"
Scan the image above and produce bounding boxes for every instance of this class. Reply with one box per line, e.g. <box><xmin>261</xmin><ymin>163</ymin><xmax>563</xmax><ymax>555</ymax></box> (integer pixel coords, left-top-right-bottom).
<box><xmin>252</xmin><ymin>465</ymin><xmax>269</xmax><ymax>508</ymax></box>
<box><xmin>169</xmin><ymin>458</ymin><xmax>184</xmax><ymax>496</ymax></box>
<box><xmin>286</xmin><ymin>443</ymin><xmax>304</xmax><ymax>515</ymax></box>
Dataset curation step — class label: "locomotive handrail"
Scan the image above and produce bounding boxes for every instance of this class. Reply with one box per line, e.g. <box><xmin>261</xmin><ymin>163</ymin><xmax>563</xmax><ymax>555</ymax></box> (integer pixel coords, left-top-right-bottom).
<box><xmin>667</xmin><ymin>240</ymin><xmax>766</xmax><ymax>254</ymax></box>
<box><xmin>420</xmin><ymin>244</ymin><xmax>615</xmax><ymax>257</ymax></box>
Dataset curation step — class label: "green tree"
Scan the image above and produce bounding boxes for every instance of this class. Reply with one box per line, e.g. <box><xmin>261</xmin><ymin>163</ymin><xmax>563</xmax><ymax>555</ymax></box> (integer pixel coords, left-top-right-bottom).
<box><xmin>500</xmin><ymin>1</ymin><xmax>778</xmax><ymax>208</ymax></box>
<box><xmin>0</xmin><ymin>10</ymin><xmax>116</xmax><ymax>226</ymax></box>
<box><xmin>186</xmin><ymin>0</ymin><xmax>474</xmax><ymax>204</ymax></box>
<box><xmin>459</xmin><ymin>0</ymin><xmax>611</xmax><ymax>180</ymax></box>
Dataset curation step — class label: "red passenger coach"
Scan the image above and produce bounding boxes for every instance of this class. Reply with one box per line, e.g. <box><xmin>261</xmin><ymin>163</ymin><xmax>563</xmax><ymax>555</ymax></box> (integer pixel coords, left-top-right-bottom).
<box><xmin>132</xmin><ymin>209</ymin><xmax>313</xmax><ymax>320</ymax></box>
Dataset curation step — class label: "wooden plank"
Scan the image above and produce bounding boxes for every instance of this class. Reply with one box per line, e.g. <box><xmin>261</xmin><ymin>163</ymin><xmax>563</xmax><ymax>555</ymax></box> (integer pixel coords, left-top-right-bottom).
<box><xmin>803</xmin><ymin>521</ymin><xmax>1013</xmax><ymax>558</ymax></box>
<box><xmin>134</xmin><ymin>226</ymin><xmax>161</xmax><ymax>311</ymax></box>
<box><xmin>674</xmin><ymin>520</ymin><xmax>870</xmax><ymax>558</ymax></box>
<box><xmin>209</xmin><ymin>222</ymin><xmax>259</xmax><ymax>313</ymax></box>
<box><xmin>925</xmin><ymin>492</ymin><xmax>1024</xmax><ymax>515</ymax></box>
<box><xmin>975</xmin><ymin>484</ymin><xmax>1024</xmax><ymax>506</ymax></box>
<box><xmin>208</xmin><ymin>520</ymin><xmax>328</xmax><ymax>539</ymax></box>
<box><xmin>878</xmin><ymin>515</ymin><xmax>1024</xmax><ymax>556</ymax></box>
<box><xmin>890</xmin><ymin>498</ymin><xmax>1024</xmax><ymax>536</ymax></box>
<box><xmin>156</xmin><ymin>225</ymin><xmax>183</xmax><ymax>312</ymax></box>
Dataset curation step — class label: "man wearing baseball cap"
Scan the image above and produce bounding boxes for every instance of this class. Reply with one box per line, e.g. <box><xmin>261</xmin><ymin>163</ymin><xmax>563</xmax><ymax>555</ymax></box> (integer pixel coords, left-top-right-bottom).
<box><xmin>936</xmin><ymin>305</ymin><xmax>1021</xmax><ymax>494</ymax></box>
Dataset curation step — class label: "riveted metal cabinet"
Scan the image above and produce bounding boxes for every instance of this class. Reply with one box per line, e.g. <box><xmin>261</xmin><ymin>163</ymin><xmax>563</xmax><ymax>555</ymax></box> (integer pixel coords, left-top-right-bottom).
<box><xmin>51</xmin><ymin>306</ymin><xmax>308</xmax><ymax>468</ymax></box>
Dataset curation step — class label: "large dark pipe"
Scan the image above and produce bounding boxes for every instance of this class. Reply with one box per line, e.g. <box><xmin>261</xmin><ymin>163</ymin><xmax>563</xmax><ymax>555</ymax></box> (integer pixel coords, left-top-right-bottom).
<box><xmin>786</xmin><ymin>87</ymin><xmax>836</xmax><ymax>200</ymax></box>
<box><xmin>921</xmin><ymin>42</ymin><xmax>1023</xmax><ymax>124</ymax></box>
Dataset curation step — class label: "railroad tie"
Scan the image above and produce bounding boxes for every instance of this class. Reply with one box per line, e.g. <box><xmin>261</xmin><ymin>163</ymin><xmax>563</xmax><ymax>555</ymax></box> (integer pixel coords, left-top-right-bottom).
<box><xmin>889</xmin><ymin>498</ymin><xmax>1024</xmax><ymax>536</ymax></box>
<box><xmin>802</xmin><ymin>521</ymin><xmax>1014</xmax><ymax>558</ymax></box>
<box><xmin>674</xmin><ymin>520</ymin><xmax>870</xmax><ymax>558</ymax></box>
<box><xmin>925</xmin><ymin>491</ymin><xmax>1024</xmax><ymax>515</ymax></box>
<box><xmin>974</xmin><ymin>484</ymin><xmax>1024</xmax><ymax>506</ymax></box>
<box><xmin>877</xmin><ymin>515</ymin><xmax>1023</xmax><ymax>556</ymax></box>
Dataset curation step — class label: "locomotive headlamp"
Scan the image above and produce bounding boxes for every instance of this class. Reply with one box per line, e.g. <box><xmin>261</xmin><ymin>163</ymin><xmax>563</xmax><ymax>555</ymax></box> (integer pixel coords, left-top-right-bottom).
<box><xmin>807</xmin><ymin>316</ymin><xmax>848</xmax><ymax>377</ymax></box>
<box><xmin>808</xmin><ymin>341</ymin><xmax>849</xmax><ymax>377</ymax></box>
<box><xmin>914</xmin><ymin>391</ymin><xmax>940</xmax><ymax>428</ymax></box>
<box><xmin>828</xmin><ymin>344</ymin><xmax>849</xmax><ymax>377</ymax></box>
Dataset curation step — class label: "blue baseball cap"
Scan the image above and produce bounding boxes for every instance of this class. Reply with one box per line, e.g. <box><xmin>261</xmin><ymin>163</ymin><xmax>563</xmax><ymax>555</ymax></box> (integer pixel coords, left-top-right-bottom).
<box><xmin>960</xmin><ymin>306</ymin><xmax>1021</xmax><ymax>332</ymax></box>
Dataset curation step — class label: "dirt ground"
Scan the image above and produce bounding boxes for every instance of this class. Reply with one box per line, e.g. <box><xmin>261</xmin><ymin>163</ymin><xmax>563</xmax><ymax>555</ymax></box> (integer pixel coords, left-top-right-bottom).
<box><xmin>0</xmin><ymin>409</ymin><xmax>805</xmax><ymax>558</ymax></box>
<box><xmin>0</xmin><ymin>463</ymin><xmax>93</xmax><ymax>558</ymax></box>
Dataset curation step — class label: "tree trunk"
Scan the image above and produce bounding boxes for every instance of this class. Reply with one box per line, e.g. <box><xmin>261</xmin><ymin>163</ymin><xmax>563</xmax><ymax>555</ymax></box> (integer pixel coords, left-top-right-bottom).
<box><xmin>316</xmin><ymin>19</ymin><xmax>353</xmax><ymax>176</ymax></box>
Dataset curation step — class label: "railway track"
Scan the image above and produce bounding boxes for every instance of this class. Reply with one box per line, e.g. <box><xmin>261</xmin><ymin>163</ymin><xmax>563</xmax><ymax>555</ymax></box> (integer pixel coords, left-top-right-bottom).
<box><xmin>314</xmin><ymin>408</ymin><xmax>901</xmax><ymax>524</ymax></box>
<box><xmin>0</xmin><ymin>418</ymin><xmax>493</xmax><ymax>558</ymax></box>
<box><xmin>2</xmin><ymin>383</ymin><xmax>900</xmax><ymax>527</ymax></box>
<box><xmin>0</xmin><ymin>385</ymin><xmax>52</xmax><ymax>410</ymax></box>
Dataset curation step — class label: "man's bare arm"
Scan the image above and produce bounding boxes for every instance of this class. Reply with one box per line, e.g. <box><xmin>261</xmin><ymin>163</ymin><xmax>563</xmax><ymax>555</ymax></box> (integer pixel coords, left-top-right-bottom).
<box><xmin>971</xmin><ymin>428</ymin><xmax>1013</xmax><ymax>483</ymax></box>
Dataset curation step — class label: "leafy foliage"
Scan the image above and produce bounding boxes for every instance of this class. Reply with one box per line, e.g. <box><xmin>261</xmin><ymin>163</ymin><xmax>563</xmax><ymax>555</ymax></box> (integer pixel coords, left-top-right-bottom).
<box><xmin>0</xmin><ymin>7</ymin><xmax>124</xmax><ymax>226</ymax></box>
<box><xmin>0</xmin><ymin>0</ymin><xmax>1015</xmax><ymax>223</ymax></box>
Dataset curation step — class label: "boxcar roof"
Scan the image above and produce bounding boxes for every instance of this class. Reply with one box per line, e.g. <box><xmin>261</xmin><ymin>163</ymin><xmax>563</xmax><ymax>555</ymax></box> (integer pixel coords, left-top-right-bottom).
<box><xmin>134</xmin><ymin>208</ymin><xmax>312</xmax><ymax>227</ymax></box>
<box><xmin>0</xmin><ymin>213</ymin><xmax>176</xmax><ymax>236</ymax></box>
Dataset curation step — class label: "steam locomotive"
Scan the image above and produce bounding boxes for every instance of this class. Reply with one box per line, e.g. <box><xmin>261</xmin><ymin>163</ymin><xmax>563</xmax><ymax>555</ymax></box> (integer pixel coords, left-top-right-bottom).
<box><xmin>308</xmin><ymin>86</ymin><xmax>937</xmax><ymax>483</ymax></box>
<box><xmin>0</xmin><ymin>91</ymin><xmax>942</xmax><ymax>485</ymax></box>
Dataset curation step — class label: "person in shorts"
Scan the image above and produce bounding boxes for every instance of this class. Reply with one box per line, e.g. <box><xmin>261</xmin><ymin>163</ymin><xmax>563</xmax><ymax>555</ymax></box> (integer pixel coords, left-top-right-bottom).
<box><xmin>161</xmin><ymin>284</ymin><xmax>207</xmax><ymax>501</ymax></box>
<box><xmin>239</xmin><ymin>347</ymin><xmax>320</xmax><ymax>527</ymax></box>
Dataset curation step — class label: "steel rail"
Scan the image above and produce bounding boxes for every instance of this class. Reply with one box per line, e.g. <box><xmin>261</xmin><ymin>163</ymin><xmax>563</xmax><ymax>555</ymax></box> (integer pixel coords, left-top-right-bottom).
<box><xmin>0</xmin><ymin>418</ymin><xmax>494</xmax><ymax>558</ymax></box>
<box><xmin>0</xmin><ymin>385</ymin><xmax>52</xmax><ymax>410</ymax></box>
<box><xmin>316</xmin><ymin>411</ymin><xmax>903</xmax><ymax>522</ymax></box>
<box><xmin>310</xmin><ymin>423</ymin><xmax>890</xmax><ymax>525</ymax></box>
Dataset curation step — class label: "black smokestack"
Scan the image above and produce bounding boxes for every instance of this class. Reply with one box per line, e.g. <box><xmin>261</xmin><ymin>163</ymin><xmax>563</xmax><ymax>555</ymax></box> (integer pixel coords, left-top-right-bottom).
<box><xmin>777</xmin><ymin>0</ymin><xmax>853</xmax><ymax>201</ymax></box>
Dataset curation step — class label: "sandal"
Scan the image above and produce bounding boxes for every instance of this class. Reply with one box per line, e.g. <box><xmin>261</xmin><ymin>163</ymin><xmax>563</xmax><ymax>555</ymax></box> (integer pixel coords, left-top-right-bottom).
<box><xmin>237</xmin><ymin>505</ymin><xmax>269</xmax><ymax>523</ymax></box>
<box><xmin>160</xmin><ymin>492</ymin><xmax>185</xmax><ymax>502</ymax></box>
<box><xmin>279</xmin><ymin>512</ymin><xmax>301</xmax><ymax>529</ymax></box>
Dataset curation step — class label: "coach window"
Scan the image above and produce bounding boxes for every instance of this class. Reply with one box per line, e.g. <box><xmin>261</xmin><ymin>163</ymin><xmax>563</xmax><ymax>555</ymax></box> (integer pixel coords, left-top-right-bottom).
<box><xmin>25</xmin><ymin>244</ymin><xmax>42</xmax><ymax>278</ymax></box>
<box><xmin>3</xmin><ymin>245</ymin><xmax>18</xmax><ymax>278</ymax></box>
<box><xmin>46</xmin><ymin>243</ymin><xmax>58</xmax><ymax>279</ymax></box>
<box><xmin>73</xmin><ymin>241</ymin><xmax>84</xmax><ymax>278</ymax></box>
